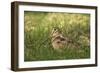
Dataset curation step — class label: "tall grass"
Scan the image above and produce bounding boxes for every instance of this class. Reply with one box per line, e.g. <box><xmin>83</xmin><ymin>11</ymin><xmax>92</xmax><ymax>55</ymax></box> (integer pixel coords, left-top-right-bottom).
<box><xmin>24</xmin><ymin>11</ymin><xmax>90</xmax><ymax>61</ymax></box>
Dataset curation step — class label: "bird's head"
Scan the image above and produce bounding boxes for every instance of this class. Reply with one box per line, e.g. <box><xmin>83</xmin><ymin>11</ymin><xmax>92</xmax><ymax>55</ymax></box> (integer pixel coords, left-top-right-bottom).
<box><xmin>50</xmin><ymin>27</ymin><xmax>62</xmax><ymax>38</ymax></box>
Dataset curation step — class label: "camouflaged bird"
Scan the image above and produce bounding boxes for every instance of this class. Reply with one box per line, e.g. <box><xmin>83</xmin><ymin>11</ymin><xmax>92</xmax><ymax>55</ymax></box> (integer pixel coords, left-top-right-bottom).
<box><xmin>50</xmin><ymin>27</ymin><xmax>71</xmax><ymax>51</ymax></box>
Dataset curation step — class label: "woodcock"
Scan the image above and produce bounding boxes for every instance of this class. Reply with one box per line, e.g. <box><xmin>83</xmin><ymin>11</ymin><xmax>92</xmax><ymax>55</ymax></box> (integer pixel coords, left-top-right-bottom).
<box><xmin>50</xmin><ymin>27</ymin><xmax>70</xmax><ymax>51</ymax></box>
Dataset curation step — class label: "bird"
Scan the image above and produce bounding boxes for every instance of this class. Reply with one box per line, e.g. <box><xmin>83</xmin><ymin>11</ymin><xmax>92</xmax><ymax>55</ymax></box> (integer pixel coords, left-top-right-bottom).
<box><xmin>50</xmin><ymin>27</ymin><xmax>69</xmax><ymax>51</ymax></box>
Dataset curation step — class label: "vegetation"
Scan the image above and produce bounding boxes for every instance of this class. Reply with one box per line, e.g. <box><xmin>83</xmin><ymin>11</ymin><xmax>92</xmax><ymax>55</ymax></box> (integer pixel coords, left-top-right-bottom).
<box><xmin>24</xmin><ymin>11</ymin><xmax>90</xmax><ymax>61</ymax></box>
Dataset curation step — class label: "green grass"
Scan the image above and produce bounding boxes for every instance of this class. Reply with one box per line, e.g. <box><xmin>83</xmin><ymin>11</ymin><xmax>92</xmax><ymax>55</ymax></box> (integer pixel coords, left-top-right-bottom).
<box><xmin>24</xmin><ymin>11</ymin><xmax>90</xmax><ymax>61</ymax></box>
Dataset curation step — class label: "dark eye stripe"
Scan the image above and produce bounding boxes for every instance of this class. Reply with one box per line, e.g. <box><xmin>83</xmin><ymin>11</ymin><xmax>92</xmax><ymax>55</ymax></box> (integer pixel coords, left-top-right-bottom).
<box><xmin>57</xmin><ymin>41</ymin><xmax>61</xmax><ymax>43</ymax></box>
<box><xmin>60</xmin><ymin>38</ymin><xmax>66</xmax><ymax>41</ymax></box>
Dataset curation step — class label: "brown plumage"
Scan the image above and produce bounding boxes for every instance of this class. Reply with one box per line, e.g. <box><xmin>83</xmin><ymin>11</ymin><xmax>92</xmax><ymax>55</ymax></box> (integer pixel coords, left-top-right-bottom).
<box><xmin>51</xmin><ymin>27</ymin><xmax>68</xmax><ymax>51</ymax></box>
